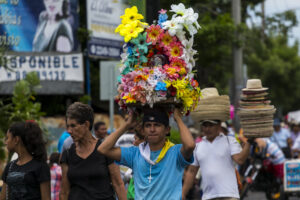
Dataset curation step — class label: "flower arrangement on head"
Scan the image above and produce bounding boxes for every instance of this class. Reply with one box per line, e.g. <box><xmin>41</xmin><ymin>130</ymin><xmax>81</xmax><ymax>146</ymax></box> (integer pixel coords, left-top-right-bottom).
<box><xmin>115</xmin><ymin>3</ymin><xmax>201</xmax><ymax>114</ymax></box>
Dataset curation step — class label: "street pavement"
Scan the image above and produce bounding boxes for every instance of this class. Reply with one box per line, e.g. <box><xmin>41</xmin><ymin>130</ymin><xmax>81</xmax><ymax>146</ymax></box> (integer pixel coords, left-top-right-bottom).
<box><xmin>244</xmin><ymin>191</ymin><xmax>299</xmax><ymax>200</ymax></box>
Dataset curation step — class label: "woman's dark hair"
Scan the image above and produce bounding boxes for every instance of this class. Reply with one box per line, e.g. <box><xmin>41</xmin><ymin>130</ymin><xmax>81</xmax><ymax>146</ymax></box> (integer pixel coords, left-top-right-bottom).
<box><xmin>66</xmin><ymin>102</ymin><xmax>94</xmax><ymax>130</ymax></box>
<box><xmin>49</xmin><ymin>152</ymin><xmax>60</xmax><ymax>166</ymax></box>
<box><xmin>55</xmin><ymin>0</ymin><xmax>69</xmax><ymax>21</ymax></box>
<box><xmin>8</xmin><ymin>121</ymin><xmax>47</xmax><ymax>162</ymax></box>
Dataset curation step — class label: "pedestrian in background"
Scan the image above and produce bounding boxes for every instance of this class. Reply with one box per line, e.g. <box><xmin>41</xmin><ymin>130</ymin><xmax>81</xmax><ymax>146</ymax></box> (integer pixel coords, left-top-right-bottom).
<box><xmin>94</xmin><ymin>121</ymin><xmax>109</xmax><ymax>141</ymax></box>
<box><xmin>0</xmin><ymin>121</ymin><xmax>50</xmax><ymax>200</ymax></box>
<box><xmin>59</xmin><ymin>102</ymin><xmax>126</xmax><ymax>200</ymax></box>
<box><xmin>49</xmin><ymin>152</ymin><xmax>62</xmax><ymax>200</ymax></box>
<box><xmin>183</xmin><ymin>88</ymin><xmax>251</xmax><ymax>200</ymax></box>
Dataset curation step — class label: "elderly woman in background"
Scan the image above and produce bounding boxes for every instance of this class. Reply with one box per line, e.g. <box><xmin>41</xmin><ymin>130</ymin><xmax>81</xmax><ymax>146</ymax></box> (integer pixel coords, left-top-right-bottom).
<box><xmin>59</xmin><ymin>102</ymin><xmax>126</xmax><ymax>200</ymax></box>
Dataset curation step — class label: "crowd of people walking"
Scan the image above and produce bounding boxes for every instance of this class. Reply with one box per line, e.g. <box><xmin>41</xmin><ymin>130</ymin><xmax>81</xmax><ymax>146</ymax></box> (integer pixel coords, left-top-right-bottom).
<box><xmin>0</xmin><ymin>94</ymin><xmax>299</xmax><ymax>200</ymax></box>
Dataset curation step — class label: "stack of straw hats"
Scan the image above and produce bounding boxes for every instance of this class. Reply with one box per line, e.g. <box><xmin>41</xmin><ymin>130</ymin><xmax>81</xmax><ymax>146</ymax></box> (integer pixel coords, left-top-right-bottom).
<box><xmin>237</xmin><ymin>79</ymin><xmax>276</xmax><ymax>138</ymax></box>
<box><xmin>191</xmin><ymin>88</ymin><xmax>230</xmax><ymax>123</ymax></box>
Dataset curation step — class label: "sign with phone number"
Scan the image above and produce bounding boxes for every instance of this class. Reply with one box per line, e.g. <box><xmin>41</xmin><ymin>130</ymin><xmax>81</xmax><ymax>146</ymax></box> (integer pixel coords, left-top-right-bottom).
<box><xmin>0</xmin><ymin>53</ymin><xmax>83</xmax><ymax>82</ymax></box>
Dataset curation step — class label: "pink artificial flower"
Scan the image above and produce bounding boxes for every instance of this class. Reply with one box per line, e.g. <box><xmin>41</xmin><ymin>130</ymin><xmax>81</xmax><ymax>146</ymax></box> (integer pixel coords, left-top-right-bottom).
<box><xmin>146</xmin><ymin>25</ymin><xmax>163</xmax><ymax>45</ymax></box>
<box><xmin>167</xmin><ymin>41</ymin><xmax>183</xmax><ymax>59</ymax></box>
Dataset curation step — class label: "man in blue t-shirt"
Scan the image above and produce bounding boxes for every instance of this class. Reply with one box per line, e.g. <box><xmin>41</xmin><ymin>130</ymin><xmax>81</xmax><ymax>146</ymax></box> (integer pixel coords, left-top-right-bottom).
<box><xmin>98</xmin><ymin>107</ymin><xmax>195</xmax><ymax>200</ymax></box>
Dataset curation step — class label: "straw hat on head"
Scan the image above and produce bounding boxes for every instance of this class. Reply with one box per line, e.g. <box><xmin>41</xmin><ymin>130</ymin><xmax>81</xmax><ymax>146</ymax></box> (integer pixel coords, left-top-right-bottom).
<box><xmin>191</xmin><ymin>87</ymin><xmax>230</xmax><ymax>123</ymax></box>
<box><xmin>242</xmin><ymin>79</ymin><xmax>268</xmax><ymax>92</ymax></box>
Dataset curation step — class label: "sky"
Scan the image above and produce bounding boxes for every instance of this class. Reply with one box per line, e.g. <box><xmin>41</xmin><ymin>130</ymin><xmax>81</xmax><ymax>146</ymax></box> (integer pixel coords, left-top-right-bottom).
<box><xmin>247</xmin><ymin>0</ymin><xmax>300</xmax><ymax>46</ymax></box>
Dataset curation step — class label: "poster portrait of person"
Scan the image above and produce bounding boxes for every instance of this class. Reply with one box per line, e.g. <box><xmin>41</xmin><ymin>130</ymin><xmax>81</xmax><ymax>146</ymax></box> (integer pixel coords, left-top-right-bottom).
<box><xmin>32</xmin><ymin>0</ymin><xmax>74</xmax><ymax>52</ymax></box>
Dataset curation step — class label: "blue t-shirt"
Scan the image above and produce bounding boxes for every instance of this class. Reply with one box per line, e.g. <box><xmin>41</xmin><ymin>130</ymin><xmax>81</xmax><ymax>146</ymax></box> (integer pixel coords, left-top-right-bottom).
<box><xmin>119</xmin><ymin>144</ymin><xmax>192</xmax><ymax>200</ymax></box>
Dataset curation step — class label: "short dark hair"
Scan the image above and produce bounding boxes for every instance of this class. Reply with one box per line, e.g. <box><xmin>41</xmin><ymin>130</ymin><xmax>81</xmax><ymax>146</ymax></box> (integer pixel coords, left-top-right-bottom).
<box><xmin>94</xmin><ymin>121</ymin><xmax>106</xmax><ymax>131</ymax></box>
<box><xmin>49</xmin><ymin>152</ymin><xmax>60</xmax><ymax>165</ymax></box>
<box><xmin>66</xmin><ymin>102</ymin><xmax>94</xmax><ymax>130</ymax></box>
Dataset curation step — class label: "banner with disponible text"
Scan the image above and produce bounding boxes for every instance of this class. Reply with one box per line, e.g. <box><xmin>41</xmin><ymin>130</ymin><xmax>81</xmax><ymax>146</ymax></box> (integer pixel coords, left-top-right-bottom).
<box><xmin>0</xmin><ymin>53</ymin><xmax>83</xmax><ymax>82</ymax></box>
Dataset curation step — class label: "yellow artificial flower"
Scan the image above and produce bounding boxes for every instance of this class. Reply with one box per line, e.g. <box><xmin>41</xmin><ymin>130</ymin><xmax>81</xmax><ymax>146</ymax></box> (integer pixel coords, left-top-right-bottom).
<box><xmin>122</xmin><ymin>94</ymin><xmax>136</xmax><ymax>103</ymax></box>
<box><xmin>115</xmin><ymin>23</ymin><xmax>124</xmax><ymax>33</ymax></box>
<box><xmin>121</xmin><ymin>6</ymin><xmax>144</xmax><ymax>24</ymax></box>
<box><xmin>178</xmin><ymin>68</ymin><xmax>186</xmax><ymax>75</ymax></box>
<box><xmin>120</xmin><ymin>21</ymin><xmax>144</xmax><ymax>42</ymax></box>
<box><xmin>164</xmin><ymin>80</ymin><xmax>171</xmax><ymax>88</ymax></box>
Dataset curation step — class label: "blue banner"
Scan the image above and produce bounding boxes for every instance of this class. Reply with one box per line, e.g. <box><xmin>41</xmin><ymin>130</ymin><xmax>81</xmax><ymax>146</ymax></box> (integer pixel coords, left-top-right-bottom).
<box><xmin>0</xmin><ymin>0</ymin><xmax>79</xmax><ymax>52</ymax></box>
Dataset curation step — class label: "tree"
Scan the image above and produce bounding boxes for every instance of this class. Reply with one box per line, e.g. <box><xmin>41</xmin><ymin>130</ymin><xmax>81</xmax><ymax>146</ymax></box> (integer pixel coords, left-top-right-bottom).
<box><xmin>0</xmin><ymin>72</ymin><xmax>45</xmax><ymax>160</ymax></box>
<box><xmin>244</xmin><ymin>11</ymin><xmax>300</xmax><ymax>114</ymax></box>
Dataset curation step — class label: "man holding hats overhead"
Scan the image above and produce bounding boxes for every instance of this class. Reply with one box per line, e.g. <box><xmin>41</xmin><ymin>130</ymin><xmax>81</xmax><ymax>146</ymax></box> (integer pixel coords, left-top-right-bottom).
<box><xmin>98</xmin><ymin>107</ymin><xmax>195</xmax><ymax>199</ymax></box>
<box><xmin>183</xmin><ymin>88</ymin><xmax>252</xmax><ymax>200</ymax></box>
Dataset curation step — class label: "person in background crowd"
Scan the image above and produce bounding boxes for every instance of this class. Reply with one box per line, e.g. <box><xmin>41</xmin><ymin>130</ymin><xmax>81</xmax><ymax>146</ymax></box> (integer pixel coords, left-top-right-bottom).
<box><xmin>126</xmin><ymin>126</ymin><xmax>145</xmax><ymax>200</ymax></box>
<box><xmin>57</xmin><ymin>131</ymin><xmax>70</xmax><ymax>153</ymax></box>
<box><xmin>60</xmin><ymin>102</ymin><xmax>126</xmax><ymax>200</ymax></box>
<box><xmin>183</xmin><ymin>88</ymin><xmax>251</xmax><ymax>200</ymax></box>
<box><xmin>49</xmin><ymin>152</ymin><xmax>62</xmax><ymax>200</ymax></box>
<box><xmin>0</xmin><ymin>121</ymin><xmax>50</xmax><ymax>200</ymax></box>
<box><xmin>61</xmin><ymin>135</ymin><xmax>73</xmax><ymax>153</ymax></box>
<box><xmin>270</xmin><ymin>118</ymin><xmax>292</xmax><ymax>158</ymax></box>
<box><xmin>290</xmin><ymin>121</ymin><xmax>300</xmax><ymax>144</ymax></box>
<box><xmin>94</xmin><ymin>121</ymin><xmax>109</xmax><ymax>141</ymax></box>
<box><xmin>98</xmin><ymin>107</ymin><xmax>195</xmax><ymax>199</ymax></box>
<box><xmin>33</xmin><ymin>0</ymin><xmax>73</xmax><ymax>52</ymax></box>
<box><xmin>116</xmin><ymin>126</ymin><xmax>135</xmax><ymax>147</ymax></box>
<box><xmin>255</xmin><ymin>138</ymin><xmax>286</xmax><ymax>179</ymax></box>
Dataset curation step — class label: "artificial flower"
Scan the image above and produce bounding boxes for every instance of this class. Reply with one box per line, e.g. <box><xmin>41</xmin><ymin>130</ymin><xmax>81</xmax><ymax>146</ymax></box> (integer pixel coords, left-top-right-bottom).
<box><xmin>134</xmin><ymin>74</ymin><xmax>148</xmax><ymax>82</ymax></box>
<box><xmin>122</xmin><ymin>21</ymin><xmax>144</xmax><ymax>42</ymax></box>
<box><xmin>121</xmin><ymin>6</ymin><xmax>144</xmax><ymax>24</ymax></box>
<box><xmin>146</xmin><ymin>25</ymin><xmax>163</xmax><ymax>45</ymax></box>
<box><xmin>162</xmin><ymin>17</ymin><xmax>184</xmax><ymax>36</ymax></box>
<box><xmin>122</xmin><ymin>93</ymin><xmax>136</xmax><ymax>103</ymax></box>
<box><xmin>155</xmin><ymin>82</ymin><xmax>167</xmax><ymax>91</ymax></box>
<box><xmin>168</xmin><ymin>41</ymin><xmax>183</xmax><ymax>58</ymax></box>
<box><xmin>170</xmin><ymin>57</ymin><xmax>186</xmax><ymax>69</ymax></box>
<box><xmin>131</xmin><ymin>32</ymin><xmax>151</xmax><ymax>54</ymax></box>
<box><xmin>160</xmin><ymin>31</ymin><xmax>176</xmax><ymax>48</ymax></box>
<box><xmin>158</xmin><ymin>9</ymin><xmax>168</xmax><ymax>27</ymax></box>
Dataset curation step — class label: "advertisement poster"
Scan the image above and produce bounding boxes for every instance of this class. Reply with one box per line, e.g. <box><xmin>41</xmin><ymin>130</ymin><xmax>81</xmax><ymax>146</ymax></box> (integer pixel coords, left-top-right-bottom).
<box><xmin>86</xmin><ymin>0</ymin><xmax>129</xmax><ymax>58</ymax></box>
<box><xmin>0</xmin><ymin>0</ymin><xmax>79</xmax><ymax>52</ymax></box>
<box><xmin>284</xmin><ymin>160</ymin><xmax>300</xmax><ymax>192</ymax></box>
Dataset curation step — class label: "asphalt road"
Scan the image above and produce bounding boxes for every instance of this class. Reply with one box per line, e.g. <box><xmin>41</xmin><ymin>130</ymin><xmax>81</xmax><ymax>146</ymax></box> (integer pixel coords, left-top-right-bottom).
<box><xmin>244</xmin><ymin>191</ymin><xmax>300</xmax><ymax>200</ymax></box>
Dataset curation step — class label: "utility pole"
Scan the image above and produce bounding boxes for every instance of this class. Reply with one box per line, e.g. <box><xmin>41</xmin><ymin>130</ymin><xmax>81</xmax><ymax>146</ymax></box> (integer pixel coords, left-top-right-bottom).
<box><xmin>261</xmin><ymin>0</ymin><xmax>265</xmax><ymax>40</ymax></box>
<box><xmin>232</xmin><ymin>0</ymin><xmax>243</xmax><ymax>131</ymax></box>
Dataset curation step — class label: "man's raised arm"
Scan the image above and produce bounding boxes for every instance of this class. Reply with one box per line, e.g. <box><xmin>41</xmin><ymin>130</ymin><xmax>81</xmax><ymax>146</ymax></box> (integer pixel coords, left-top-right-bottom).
<box><xmin>174</xmin><ymin>108</ymin><xmax>195</xmax><ymax>160</ymax></box>
<box><xmin>98</xmin><ymin>113</ymin><xmax>135</xmax><ymax>161</ymax></box>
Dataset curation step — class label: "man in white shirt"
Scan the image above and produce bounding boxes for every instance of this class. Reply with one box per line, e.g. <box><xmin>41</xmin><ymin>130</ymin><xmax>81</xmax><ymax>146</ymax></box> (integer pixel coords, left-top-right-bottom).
<box><xmin>183</xmin><ymin>88</ymin><xmax>252</xmax><ymax>200</ymax></box>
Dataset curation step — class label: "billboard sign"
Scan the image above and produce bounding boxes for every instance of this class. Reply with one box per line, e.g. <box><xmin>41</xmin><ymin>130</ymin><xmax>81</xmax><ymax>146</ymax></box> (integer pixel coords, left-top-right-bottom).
<box><xmin>0</xmin><ymin>52</ymin><xmax>84</xmax><ymax>94</ymax></box>
<box><xmin>0</xmin><ymin>0</ymin><xmax>79</xmax><ymax>52</ymax></box>
<box><xmin>86</xmin><ymin>0</ymin><xmax>128</xmax><ymax>58</ymax></box>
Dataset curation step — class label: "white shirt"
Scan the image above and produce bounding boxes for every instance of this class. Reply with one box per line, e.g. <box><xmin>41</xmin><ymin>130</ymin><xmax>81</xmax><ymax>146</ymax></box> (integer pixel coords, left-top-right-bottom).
<box><xmin>192</xmin><ymin>133</ymin><xmax>242</xmax><ymax>200</ymax></box>
<box><xmin>292</xmin><ymin>135</ymin><xmax>300</xmax><ymax>150</ymax></box>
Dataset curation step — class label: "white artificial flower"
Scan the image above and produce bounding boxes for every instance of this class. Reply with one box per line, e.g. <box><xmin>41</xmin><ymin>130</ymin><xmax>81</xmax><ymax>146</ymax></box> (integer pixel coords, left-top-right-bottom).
<box><xmin>170</xmin><ymin>3</ymin><xmax>187</xmax><ymax>16</ymax></box>
<box><xmin>120</xmin><ymin>52</ymin><xmax>128</xmax><ymax>64</ymax></box>
<box><xmin>119</xmin><ymin>64</ymin><xmax>127</xmax><ymax>73</ymax></box>
<box><xmin>175</xmin><ymin>30</ymin><xmax>186</xmax><ymax>42</ymax></box>
<box><xmin>181</xmin><ymin>36</ymin><xmax>197</xmax><ymax>72</ymax></box>
<box><xmin>168</xmin><ymin>4</ymin><xmax>201</xmax><ymax>37</ymax></box>
<box><xmin>162</xmin><ymin>17</ymin><xmax>184</xmax><ymax>36</ymax></box>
